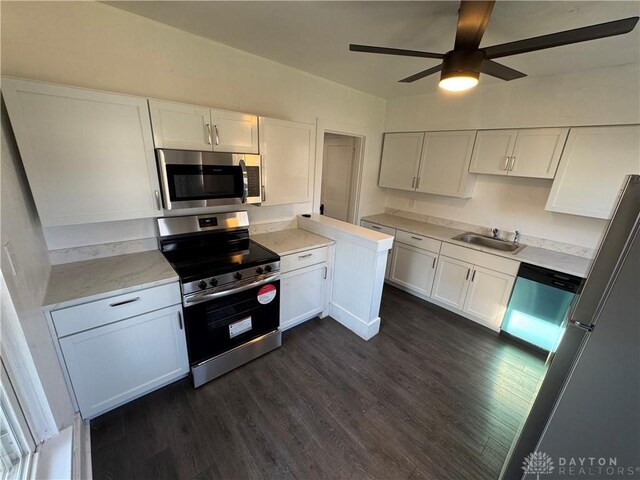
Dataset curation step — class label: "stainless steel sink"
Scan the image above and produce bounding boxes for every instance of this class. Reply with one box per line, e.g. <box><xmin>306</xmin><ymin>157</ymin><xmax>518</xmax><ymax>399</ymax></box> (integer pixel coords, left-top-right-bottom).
<box><xmin>452</xmin><ymin>232</ymin><xmax>526</xmax><ymax>254</ymax></box>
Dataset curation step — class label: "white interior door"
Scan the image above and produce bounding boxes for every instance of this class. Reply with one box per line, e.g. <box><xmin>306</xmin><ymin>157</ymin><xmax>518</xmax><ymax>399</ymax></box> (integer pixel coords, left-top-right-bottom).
<box><xmin>321</xmin><ymin>135</ymin><xmax>355</xmax><ymax>222</ymax></box>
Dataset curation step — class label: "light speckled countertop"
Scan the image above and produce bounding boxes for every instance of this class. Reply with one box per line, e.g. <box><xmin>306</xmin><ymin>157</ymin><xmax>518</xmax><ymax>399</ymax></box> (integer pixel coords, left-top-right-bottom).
<box><xmin>43</xmin><ymin>250</ymin><xmax>178</xmax><ymax>310</ymax></box>
<box><xmin>362</xmin><ymin>213</ymin><xmax>592</xmax><ymax>278</ymax></box>
<box><xmin>252</xmin><ymin>229</ymin><xmax>334</xmax><ymax>256</ymax></box>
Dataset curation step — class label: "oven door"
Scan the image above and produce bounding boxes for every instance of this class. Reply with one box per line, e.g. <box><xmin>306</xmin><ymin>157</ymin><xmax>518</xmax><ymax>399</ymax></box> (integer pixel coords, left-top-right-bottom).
<box><xmin>182</xmin><ymin>279</ymin><xmax>280</xmax><ymax>366</ymax></box>
<box><xmin>157</xmin><ymin>149</ymin><xmax>252</xmax><ymax>209</ymax></box>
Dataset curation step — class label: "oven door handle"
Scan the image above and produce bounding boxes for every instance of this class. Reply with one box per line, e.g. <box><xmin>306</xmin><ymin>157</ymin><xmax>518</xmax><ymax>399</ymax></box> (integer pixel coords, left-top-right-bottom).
<box><xmin>239</xmin><ymin>159</ymin><xmax>249</xmax><ymax>204</ymax></box>
<box><xmin>184</xmin><ymin>273</ymin><xmax>280</xmax><ymax>306</ymax></box>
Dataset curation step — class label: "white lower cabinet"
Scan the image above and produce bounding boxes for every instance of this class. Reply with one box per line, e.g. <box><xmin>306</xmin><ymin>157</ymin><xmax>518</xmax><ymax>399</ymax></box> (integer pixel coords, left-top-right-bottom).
<box><xmin>279</xmin><ymin>246</ymin><xmax>332</xmax><ymax>331</ymax></box>
<box><xmin>431</xmin><ymin>246</ymin><xmax>518</xmax><ymax>331</ymax></box>
<box><xmin>431</xmin><ymin>256</ymin><xmax>472</xmax><ymax>310</ymax></box>
<box><xmin>59</xmin><ymin>304</ymin><xmax>188</xmax><ymax>419</ymax></box>
<box><xmin>390</xmin><ymin>243</ymin><xmax>438</xmax><ymax>298</ymax></box>
<box><xmin>462</xmin><ymin>266</ymin><xmax>515</xmax><ymax>330</ymax></box>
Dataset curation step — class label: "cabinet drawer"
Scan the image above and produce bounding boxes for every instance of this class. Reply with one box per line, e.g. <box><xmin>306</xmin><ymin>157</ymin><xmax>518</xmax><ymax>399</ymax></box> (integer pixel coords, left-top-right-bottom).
<box><xmin>360</xmin><ymin>221</ymin><xmax>396</xmax><ymax>237</ymax></box>
<box><xmin>396</xmin><ymin>230</ymin><xmax>441</xmax><ymax>253</ymax></box>
<box><xmin>441</xmin><ymin>243</ymin><xmax>519</xmax><ymax>276</ymax></box>
<box><xmin>281</xmin><ymin>247</ymin><xmax>329</xmax><ymax>273</ymax></box>
<box><xmin>52</xmin><ymin>282</ymin><xmax>181</xmax><ymax>337</ymax></box>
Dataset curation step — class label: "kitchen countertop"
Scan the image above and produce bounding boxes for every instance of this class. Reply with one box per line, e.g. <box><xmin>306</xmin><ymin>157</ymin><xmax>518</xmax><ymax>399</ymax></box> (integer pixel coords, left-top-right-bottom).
<box><xmin>361</xmin><ymin>213</ymin><xmax>592</xmax><ymax>278</ymax></box>
<box><xmin>43</xmin><ymin>250</ymin><xmax>178</xmax><ymax>310</ymax></box>
<box><xmin>252</xmin><ymin>228</ymin><xmax>334</xmax><ymax>256</ymax></box>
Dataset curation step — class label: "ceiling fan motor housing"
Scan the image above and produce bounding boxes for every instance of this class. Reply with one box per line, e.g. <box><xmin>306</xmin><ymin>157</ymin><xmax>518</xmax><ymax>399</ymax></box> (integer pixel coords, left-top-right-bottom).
<box><xmin>440</xmin><ymin>50</ymin><xmax>486</xmax><ymax>81</ymax></box>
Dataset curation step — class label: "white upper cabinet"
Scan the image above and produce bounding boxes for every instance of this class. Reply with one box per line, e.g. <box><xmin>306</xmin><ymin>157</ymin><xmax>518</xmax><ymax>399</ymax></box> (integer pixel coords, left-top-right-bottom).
<box><xmin>148</xmin><ymin>99</ymin><xmax>258</xmax><ymax>154</ymax></box>
<box><xmin>148</xmin><ymin>100</ymin><xmax>212</xmax><ymax>151</ymax></box>
<box><xmin>210</xmin><ymin>109</ymin><xmax>259</xmax><ymax>154</ymax></box>
<box><xmin>379</xmin><ymin>130</ymin><xmax>476</xmax><ymax>197</ymax></box>
<box><xmin>546</xmin><ymin>125</ymin><xmax>640</xmax><ymax>219</ymax></box>
<box><xmin>259</xmin><ymin>117</ymin><xmax>315</xmax><ymax>206</ymax></box>
<box><xmin>2</xmin><ymin>78</ymin><xmax>162</xmax><ymax>227</ymax></box>
<box><xmin>416</xmin><ymin>130</ymin><xmax>476</xmax><ymax>198</ymax></box>
<box><xmin>378</xmin><ymin>132</ymin><xmax>423</xmax><ymax>191</ymax></box>
<box><xmin>470</xmin><ymin>128</ymin><xmax>569</xmax><ymax>179</ymax></box>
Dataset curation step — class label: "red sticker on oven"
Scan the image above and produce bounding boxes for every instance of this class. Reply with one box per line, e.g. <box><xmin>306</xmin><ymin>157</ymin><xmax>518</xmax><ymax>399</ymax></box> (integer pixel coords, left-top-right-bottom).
<box><xmin>257</xmin><ymin>284</ymin><xmax>277</xmax><ymax>304</ymax></box>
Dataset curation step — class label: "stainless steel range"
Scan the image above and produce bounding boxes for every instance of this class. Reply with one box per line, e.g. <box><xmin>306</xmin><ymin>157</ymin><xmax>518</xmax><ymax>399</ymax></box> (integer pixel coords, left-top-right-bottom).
<box><xmin>157</xmin><ymin>212</ymin><xmax>281</xmax><ymax>387</ymax></box>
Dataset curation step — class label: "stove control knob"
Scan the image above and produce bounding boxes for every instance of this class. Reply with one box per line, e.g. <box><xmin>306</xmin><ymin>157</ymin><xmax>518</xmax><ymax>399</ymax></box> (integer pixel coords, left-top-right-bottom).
<box><xmin>264</xmin><ymin>265</ymin><xmax>272</xmax><ymax>273</ymax></box>
<box><xmin>198</xmin><ymin>280</ymin><xmax>207</xmax><ymax>290</ymax></box>
<box><xmin>209</xmin><ymin>278</ymin><xmax>218</xmax><ymax>287</ymax></box>
<box><xmin>234</xmin><ymin>272</ymin><xmax>242</xmax><ymax>281</ymax></box>
<box><xmin>255</xmin><ymin>267</ymin><xmax>264</xmax><ymax>275</ymax></box>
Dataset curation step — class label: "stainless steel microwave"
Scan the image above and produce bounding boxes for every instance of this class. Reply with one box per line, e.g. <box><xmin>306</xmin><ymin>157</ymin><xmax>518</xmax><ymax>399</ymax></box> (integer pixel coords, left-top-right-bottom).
<box><xmin>156</xmin><ymin>149</ymin><xmax>262</xmax><ymax>210</ymax></box>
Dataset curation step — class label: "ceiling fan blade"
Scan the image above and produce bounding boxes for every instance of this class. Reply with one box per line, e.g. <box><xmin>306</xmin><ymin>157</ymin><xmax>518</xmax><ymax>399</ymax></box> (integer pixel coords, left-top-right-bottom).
<box><xmin>481</xmin><ymin>60</ymin><xmax>527</xmax><ymax>80</ymax></box>
<box><xmin>349</xmin><ymin>44</ymin><xmax>444</xmax><ymax>59</ymax></box>
<box><xmin>484</xmin><ymin>16</ymin><xmax>639</xmax><ymax>59</ymax></box>
<box><xmin>454</xmin><ymin>0</ymin><xmax>496</xmax><ymax>51</ymax></box>
<box><xmin>399</xmin><ymin>64</ymin><xmax>443</xmax><ymax>83</ymax></box>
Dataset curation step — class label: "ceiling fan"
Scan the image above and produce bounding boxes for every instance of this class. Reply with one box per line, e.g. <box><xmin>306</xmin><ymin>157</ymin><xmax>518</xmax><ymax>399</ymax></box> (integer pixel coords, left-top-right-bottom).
<box><xmin>349</xmin><ymin>1</ymin><xmax>639</xmax><ymax>92</ymax></box>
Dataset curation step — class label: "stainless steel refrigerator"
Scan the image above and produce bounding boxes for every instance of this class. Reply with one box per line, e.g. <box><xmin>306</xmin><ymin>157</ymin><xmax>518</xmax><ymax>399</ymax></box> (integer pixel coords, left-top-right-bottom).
<box><xmin>501</xmin><ymin>174</ymin><xmax>640</xmax><ymax>480</ymax></box>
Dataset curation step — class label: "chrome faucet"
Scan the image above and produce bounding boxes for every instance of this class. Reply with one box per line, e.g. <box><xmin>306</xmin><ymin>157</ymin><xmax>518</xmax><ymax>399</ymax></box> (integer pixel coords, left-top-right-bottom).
<box><xmin>491</xmin><ymin>228</ymin><xmax>499</xmax><ymax>239</ymax></box>
<box><xmin>514</xmin><ymin>231</ymin><xmax>520</xmax><ymax>245</ymax></box>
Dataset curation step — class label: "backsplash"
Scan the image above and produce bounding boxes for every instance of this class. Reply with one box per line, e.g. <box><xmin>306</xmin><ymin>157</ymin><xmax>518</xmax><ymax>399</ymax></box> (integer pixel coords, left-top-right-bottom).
<box><xmin>385</xmin><ymin>208</ymin><xmax>597</xmax><ymax>259</ymax></box>
<box><xmin>48</xmin><ymin>219</ymin><xmax>298</xmax><ymax>265</ymax></box>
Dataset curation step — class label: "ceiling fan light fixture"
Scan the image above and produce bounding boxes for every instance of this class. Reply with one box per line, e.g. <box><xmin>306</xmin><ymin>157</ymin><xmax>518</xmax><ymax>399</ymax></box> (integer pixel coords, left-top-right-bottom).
<box><xmin>439</xmin><ymin>73</ymin><xmax>479</xmax><ymax>92</ymax></box>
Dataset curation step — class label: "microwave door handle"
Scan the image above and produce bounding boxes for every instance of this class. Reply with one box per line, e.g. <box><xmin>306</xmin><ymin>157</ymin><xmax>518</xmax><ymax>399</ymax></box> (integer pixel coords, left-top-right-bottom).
<box><xmin>239</xmin><ymin>159</ymin><xmax>249</xmax><ymax>203</ymax></box>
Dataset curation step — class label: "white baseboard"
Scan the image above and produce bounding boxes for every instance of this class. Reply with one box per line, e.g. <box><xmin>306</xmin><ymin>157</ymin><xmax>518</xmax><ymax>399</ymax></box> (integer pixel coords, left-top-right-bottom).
<box><xmin>329</xmin><ymin>302</ymin><xmax>380</xmax><ymax>340</ymax></box>
<box><xmin>73</xmin><ymin>413</ymin><xmax>92</xmax><ymax>480</ymax></box>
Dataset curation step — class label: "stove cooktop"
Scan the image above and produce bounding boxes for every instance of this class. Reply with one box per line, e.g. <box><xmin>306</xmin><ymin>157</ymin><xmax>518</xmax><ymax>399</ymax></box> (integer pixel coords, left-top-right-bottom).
<box><xmin>163</xmin><ymin>239</ymin><xmax>279</xmax><ymax>283</ymax></box>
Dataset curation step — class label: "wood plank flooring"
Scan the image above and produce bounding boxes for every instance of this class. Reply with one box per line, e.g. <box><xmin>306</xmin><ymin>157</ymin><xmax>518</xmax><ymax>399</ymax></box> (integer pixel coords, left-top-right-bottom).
<box><xmin>91</xmin><ymin>285</ymin><xmax>546</xmax><ymax>480</ymax></box>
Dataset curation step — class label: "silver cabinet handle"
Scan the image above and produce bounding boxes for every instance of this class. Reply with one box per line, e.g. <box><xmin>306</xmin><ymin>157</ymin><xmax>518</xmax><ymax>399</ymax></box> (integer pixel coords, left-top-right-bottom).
<box><xmin>154</xmin><ymin>190</ymin><xmax>162</xmax><ymax>210</ymax></box>
<box><xmin>411</xmin><ymin>176</ymin><xmax>416</xmax><ymax>188</ymax></box>
<box><xmin>411</xmin><ymin>236</ymin><xmax>423</xmax><ymax>241</ymax></box>
<box><xmin>508</xmin><ymin>156</ymin><xmax>516</xmax><ymax>171</ymax></box>
<box><xmin>471</xmin><ymin>270</ymin><xmax>476</xmax><ymax>282</ymax></box>
<box><xmin>466</xmin><ymin>268</ymin><xmax>471</xmax><ymax>280</ymax></box>
<box><xmin>298</xmin><ymin>253</ymin><xmax>313</xmax><ymax>259</ymax></box>
<box><xmin>214</xmin><ymin>125</ymin><xmax>220</xmax><ymax>145</ymax></box>
<box><xmin>206</xmin><ymin>124</ymin><xmax>212</xmax><ymax>145</ymax></box>
<box><xmin>109</xmin><ymin>297</ymin><xmax>140</xmax><ymax>307</ymax></box>
<box><xmin>502</xmin><ymin>156</ymin><xmax>510</xmax><ymax>170</ymax></box>
<box><xmin>432</xmin><ymin>257</ymin><xmax>436</xmax><ymax>269</ymax></box>
<box><xmin>415</xmin><ymin>177</ymin><xmax>421</xmax><ymax>189</ymax></box>
<box><xmin>371</xmin><ymin>225</ymin><xmax>381</xmax><ymax>230</ymax></box>
<box><xmin>324</xmin><ymin>266</ymin><xmax>328</xmax><ymax>280</ymax></box>
<box><xmin>178</xmin><ymin>311</ymin><xmax>183</xmax><ymax>330</ymax></box>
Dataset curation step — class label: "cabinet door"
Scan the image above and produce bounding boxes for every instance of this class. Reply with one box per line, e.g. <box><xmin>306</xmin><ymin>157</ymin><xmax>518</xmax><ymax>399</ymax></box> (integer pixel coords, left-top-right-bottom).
<box><xmin>3</xmin><ymin>78</ymin><xmax>162</xmax><ymax>226</ymax></box>
<box><xmin>546</xmin><ymin>126</ymin><xmax>640</xmax><ymax>219</ymax></box>
<box><xmin>378</xmin><ymin>132</ymin><xmax>423</xmax><ymax>190</ymax></box>
<box><xmin>462</xmin><ymin>266</ymin><xmax>515</xmax><ymax>331</ymax></box>
<box><xmin>469</xmin><ymin>129</ymin><xmax>518</xmax><ymax>175</ymax></box>
<box><xmin>431</xmin><ymin>256</ymin><xmax>473</xmax><ymax>310</ymax></box>
<box><xmin>59</xmin><ymin>305</ymin><xmax>188</xmax><ymax>419</ymax></box>
<box><xmin>280</xmin><ymin>263</ymin><xmax>328</xmax><ymax>330</ymax></box>
<box><xmin>416</xmin><ymin>130</ymin><xmax>477</xmax><ymax>198</ymax></box>
<box><xmin>210</xmin><ymin>109</ymin><xmax>259</xmax><ymax>154</ymax></box>
<box><xmin>390</xmin><ymin>243</ymin><xmax>438</xmax><ymax>297</ymax></box>
<box><xmin>508</xmin><ymin>128</ymin><xmax>569</xmax><ymax>178</ymax></box>
<box><xmin>260</xmin><ymin>117</ymin><xmax>315</xmax><ymax>205</ymax></box>
<box><xmin>148</xmin><ymin>99</ymin><xmax>213</xmax><ymax>151</ymax></box>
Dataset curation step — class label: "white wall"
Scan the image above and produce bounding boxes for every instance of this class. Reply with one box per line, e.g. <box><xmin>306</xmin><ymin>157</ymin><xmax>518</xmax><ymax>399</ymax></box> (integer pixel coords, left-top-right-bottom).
<box><xmin>0</xmin><ymin>1</ymin><xmax>388</xmax><ymax>250</ymax></box>
<box><xmin>383</xmin><ymin>64</ymin><xmax>640</xmax><ymax>249</ymax></box>
<box><xmin>0</xmin><ymin>105</ymin><xmax>75</xmax><ymax>429</ymax></box>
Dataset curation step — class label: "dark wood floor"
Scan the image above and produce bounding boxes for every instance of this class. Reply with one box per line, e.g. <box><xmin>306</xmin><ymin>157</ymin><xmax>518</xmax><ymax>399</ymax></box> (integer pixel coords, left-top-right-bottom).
<box><xmin>91</xmin><ymin>285</ymin><xmax>546</xmax><ymax>480</ymax></box>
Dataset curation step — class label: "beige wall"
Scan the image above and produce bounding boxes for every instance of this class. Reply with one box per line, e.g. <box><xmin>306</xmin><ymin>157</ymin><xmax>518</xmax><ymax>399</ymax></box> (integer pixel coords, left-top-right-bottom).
<box><xmin>383</xmin><ymin>64</ymin><xmax>640</xmax><ymax>249</ymax></box>
<box><xmin>1</xmin><ymin>1</ymin><xmax>388</xmax><ymax>250</ymax></box>
<box><xmin>0</xmin><ymin>105</ymin><xmax>75</xmax><ymax>429</ymax></box>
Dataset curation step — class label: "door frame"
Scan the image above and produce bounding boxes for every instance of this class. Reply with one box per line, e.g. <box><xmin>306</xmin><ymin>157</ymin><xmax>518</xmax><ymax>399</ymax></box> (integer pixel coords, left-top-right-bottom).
<box><xmin>314</xmin><ymin>119</ymin><xmax>366</xmax><ymax>224</ymax></box>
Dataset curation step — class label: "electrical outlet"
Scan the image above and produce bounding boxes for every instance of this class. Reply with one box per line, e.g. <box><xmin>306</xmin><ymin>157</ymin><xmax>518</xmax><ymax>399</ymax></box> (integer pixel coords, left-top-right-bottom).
<box><xmin>408</xmin><ymin>198</ymin><xmax>416</xmax><ymax>209</ymax></box>
<box><xmin>3</xmin><ymin>242</ymin><xmax>18</xmax><ymax>276</ymax></box>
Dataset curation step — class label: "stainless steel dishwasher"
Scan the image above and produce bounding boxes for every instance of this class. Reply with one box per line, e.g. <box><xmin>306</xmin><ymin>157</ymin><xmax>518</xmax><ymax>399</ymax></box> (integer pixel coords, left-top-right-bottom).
<box><xmin>500</xmin><ymin>263</ymin><xmax>583</xmax><ymax>352</ymax></box>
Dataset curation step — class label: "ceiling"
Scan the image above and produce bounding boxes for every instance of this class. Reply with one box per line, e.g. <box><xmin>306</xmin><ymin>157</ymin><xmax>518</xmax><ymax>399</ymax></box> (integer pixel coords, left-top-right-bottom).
<box><xmin>106</xmin><ymin>1</ymin><xmax>640</xmax><ymax>99</ymax></box>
